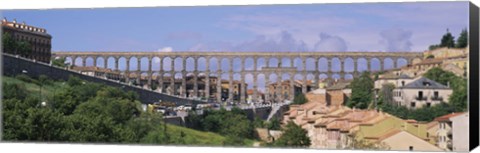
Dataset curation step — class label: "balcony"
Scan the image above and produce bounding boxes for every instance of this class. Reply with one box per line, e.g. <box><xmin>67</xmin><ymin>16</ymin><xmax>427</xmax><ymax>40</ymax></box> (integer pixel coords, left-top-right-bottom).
<box><xmin>447</xmin><ymin>140</ymin><xmax>453</xmax><ymax>150</ymax></box>
<box><xmin>415</xmin><ymin>96</ymin><xmax>427</xmax><ymax>101</ymax></box>
<box><xmin>431</xmin><ymin>96</ymin><xmax>443</xmax><ymax>101</ymax></box>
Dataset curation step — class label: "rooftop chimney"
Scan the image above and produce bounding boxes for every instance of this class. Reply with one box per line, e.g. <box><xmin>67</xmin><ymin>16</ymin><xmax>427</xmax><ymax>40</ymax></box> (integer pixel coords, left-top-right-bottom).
<box><xmin>12</xmin><ymin>19</ymin><xmax>17</xmax><ymax>23</ymax></box>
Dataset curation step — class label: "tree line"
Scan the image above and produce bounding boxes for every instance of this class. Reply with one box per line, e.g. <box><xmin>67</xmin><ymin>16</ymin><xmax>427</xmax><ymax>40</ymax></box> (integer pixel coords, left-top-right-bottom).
<box><xmin>429</xmin><ymin>28</ymin><xmax>468</xmax><ymax>50</ymax></box>
<box><xmin>2</xmin><ymin>74</ymin><xmax>231</xmax><ymax>145</ymax></box>
<box><xmin>2</xmin><ymin>33</ymin><xmax>33</xmax><ymax>57</ymax></box>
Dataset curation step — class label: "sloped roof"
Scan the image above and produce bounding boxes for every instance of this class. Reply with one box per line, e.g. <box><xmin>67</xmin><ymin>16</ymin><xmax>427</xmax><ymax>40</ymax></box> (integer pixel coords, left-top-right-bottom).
<box><xmin>434</xmin><ymin>112</ymin><xmax>466</xmax><ymax>122</ymax></box>
<box><xmin>398</xmin><ymin>74</ymin><xmax>412</xmax><ymax>79</ymax></box>
<box><xmin>326</xmin><ymin>80</ymin><xmax>352</xmax><ymax>90</ymax></box>
<box><xmin>397</xmin><ymin>77</ymin><xmax>450</xmax><ymax>89</ymax></box>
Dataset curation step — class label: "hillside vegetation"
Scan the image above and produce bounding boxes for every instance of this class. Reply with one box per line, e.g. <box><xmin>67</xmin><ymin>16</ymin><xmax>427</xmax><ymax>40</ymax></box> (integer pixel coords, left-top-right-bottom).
<box><xmin>2</xmin><ymin>74</ymin><xmax>252</xmax><ymax>146</ymax></box>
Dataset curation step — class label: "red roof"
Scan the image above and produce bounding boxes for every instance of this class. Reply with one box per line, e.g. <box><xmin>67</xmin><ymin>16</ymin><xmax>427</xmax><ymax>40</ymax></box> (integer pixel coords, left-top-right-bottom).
<box><xmin>434</xmin><ymin>112</ymin><xmax>465</xmax><ymax>122</ymax></box>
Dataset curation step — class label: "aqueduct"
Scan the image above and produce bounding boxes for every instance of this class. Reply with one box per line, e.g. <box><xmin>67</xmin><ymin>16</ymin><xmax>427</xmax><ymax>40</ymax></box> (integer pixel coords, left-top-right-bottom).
<box><xmin>52</xmin><ymin>51</ymin><xmax>424</xmax><ymax>103</ymax></box>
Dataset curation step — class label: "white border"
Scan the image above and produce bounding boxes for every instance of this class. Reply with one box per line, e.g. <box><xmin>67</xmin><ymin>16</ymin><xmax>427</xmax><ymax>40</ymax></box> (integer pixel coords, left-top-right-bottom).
<box><xmin>0</xmin><ymin>0</ymin><xmax>478</xmax><ymax>153</ymax></box>
<box><xmin>0</xmin><ymin>0</ymin><xmax>470</xmax><ymax>10</ymax></box>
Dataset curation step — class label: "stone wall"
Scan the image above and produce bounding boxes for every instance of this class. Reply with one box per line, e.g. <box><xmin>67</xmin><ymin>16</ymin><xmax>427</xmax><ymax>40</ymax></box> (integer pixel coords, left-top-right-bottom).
<box><xmin>2</xmin><ymin>54</ymin><xmax>205</xmax><ymax>106</ymax></box>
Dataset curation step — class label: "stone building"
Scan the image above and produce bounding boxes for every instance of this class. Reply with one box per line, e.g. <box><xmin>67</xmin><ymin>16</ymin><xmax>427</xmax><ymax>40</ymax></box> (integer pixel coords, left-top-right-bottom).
<box><xmin>266</xmin><ymin>80</ymin><xmax>313</xmax><ymax>102</ymax></box>
<box><xmin>1</xmin><ymin>18</ymin><xmax>52</xmax><ymax>63</ymax></box>
<box><xmin>392</xmin><ymin>77</ymin><xmax>452</xmax><ymax>109</ymax></box>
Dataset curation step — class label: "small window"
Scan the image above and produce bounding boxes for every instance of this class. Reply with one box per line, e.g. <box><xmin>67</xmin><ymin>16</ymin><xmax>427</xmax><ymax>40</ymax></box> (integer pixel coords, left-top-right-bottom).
<box><xmin>409</xmin><ymin>146</ymin><xmax>413</xmax><ymax>151</ymax></box>
<box><xmin>411</xmin><ymin>102</ymin><xmax>416</xmax><ymax>108</ymax></box>
<box><xmin>401</xmin><ymin>81</ymin><xmax>405</xmax><ymax>86</ymax></box>
<box><xmin>434</xmin><ymin>91</ymin><xmax>439</xmax><ymax>97</ymax></box>
<box><xmin>426</xmin><ymin>103</ymin><xmax>431</xmax><ymax>108</ymax></box>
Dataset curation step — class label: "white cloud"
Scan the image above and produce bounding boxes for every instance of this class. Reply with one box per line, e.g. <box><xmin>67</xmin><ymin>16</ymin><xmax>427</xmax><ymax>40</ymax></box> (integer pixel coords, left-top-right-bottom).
<box><xmin>313</xmin><ymin>33</ymin><xmax>348</xmax><ymax>52</ymax></box>
<box><xmin>157</xmin><ymin>47</ymin><xmax>173</xmax><ymax>52</ymax></box>
<box><xmin>379</xmin><ymin>28</ymin><xmax>413</xmax><ymax>52</ymax></box>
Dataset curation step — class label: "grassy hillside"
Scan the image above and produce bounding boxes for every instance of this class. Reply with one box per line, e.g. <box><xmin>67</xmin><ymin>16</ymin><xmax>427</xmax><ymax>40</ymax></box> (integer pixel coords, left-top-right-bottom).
<box><xmin>2</xmin><ymin>75</ymin><xmax>255</xmax><ymax>146</ymax></box>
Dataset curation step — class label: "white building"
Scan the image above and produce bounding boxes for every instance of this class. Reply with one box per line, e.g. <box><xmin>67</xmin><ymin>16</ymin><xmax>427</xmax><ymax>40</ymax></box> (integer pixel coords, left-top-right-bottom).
<box><xmin>392</xmin><ymin>77</ymin><xmax>452</xmax><ymax>109</ymax></box>
<box><xmin>434</xmin><ymin>112</ymin><xmax>469</xmax><ymax>152</ymax></box>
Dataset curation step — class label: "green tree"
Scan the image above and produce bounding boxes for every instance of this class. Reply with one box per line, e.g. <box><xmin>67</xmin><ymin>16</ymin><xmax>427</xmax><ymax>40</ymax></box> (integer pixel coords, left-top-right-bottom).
<box><xmin>267</xmin><ymin>117</ymin><xmax>281</xmax><ymax>130</ymax></box>
<box><xmin>378</xmin><ymin>83</ymin><xmax>395</xmax><ymax>106</ymax></box>
<box><xmin>440</xmin><ymin>29</ymin><xmax>455</xmax><ymax>48</ymax></box>
<box><xmin>347</xmin><ymin>71</ymin><xmax>374</xmax><ymax>109</ymax></box>
<box><xmin>426</xmin><ymin>54</ymin><xmax>435</xmax><ymax>59</ymax></box>
<box><xmin>201</xmin><ymin>108</ymin><xmax>254</xmax><ymax>139</ymax></box>
<box><xmin>428</xmin><ymin>44</ymin><xmax>440</xmax><ymax>50</ymax></box>
<box><xmin>16</xmin><ymin>41</ymin><xmax>32</xmax><ymax>57</ymax></box>
<box><xmin>2</xmin><ymin>33</ymin><xmax>16</xmax><ymax>54</ymax></box>
<box><xmin>2</xmin><ymin>82</ymin><xmax>28</xmax><ymax>100</ymax></box>
<box><xmin>292</xmin><ymin>93</ymin><xmax>308</xmax><ymax>105</ymax></box>
<box><xmin>456</xmin><ymin>28</ymin><xmax>468</xmax><ymax>48</ymax></box>
<box><xmin>423</xmin><ymin>67</ymin><xmax>456</xmax><ymax>86</ymax></box>
<box><xmin>273</xmin><ymin>121</ymin><xmax>310</xmax><ymax>147</ymax></box>
<box><xmin>150</xmin><ymin>83</ymin><xmax>157</xmax><ymax>90</ymax></box>
<box><xmin>52</xmin><ymin>57</ymin><xmax>67</xmax><ymax>68</ymax></box>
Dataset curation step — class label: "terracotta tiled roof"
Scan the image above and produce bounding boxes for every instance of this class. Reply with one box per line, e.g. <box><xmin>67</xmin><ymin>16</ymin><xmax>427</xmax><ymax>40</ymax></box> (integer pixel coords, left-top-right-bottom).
<box><xmin>426</xmin><ymin>121</ymin><xmax>439</xmax><ymax>129</ymax></box>
<box><xmin>434</xmin><ymin>112</ymin><xmax>466</xmax><ymax>122</ymax></box>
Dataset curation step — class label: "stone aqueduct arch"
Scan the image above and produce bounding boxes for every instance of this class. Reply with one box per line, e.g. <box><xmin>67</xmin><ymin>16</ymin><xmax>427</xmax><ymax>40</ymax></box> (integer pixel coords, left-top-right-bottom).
<box><xmin>53</xmin><ymin>51</ymin><xmax>424</xmax><ymax>103</ymax></box>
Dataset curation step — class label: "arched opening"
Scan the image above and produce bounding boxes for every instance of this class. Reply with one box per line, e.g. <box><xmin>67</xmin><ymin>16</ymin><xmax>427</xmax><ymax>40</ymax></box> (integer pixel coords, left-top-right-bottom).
<box><xmin>294</xmin><ymin>57</ymin><xmax>303</xmax><ymax>71</ymax></box>
<box><xmin>233</xmin><ymin>58</ymin><xmax>242</xmax><ymax>72</ymax></box>
<box><xmin>281</xmin><ymin>57</ymin><xmax>291</xmax><ymax>67</ymax></box>
<box><xmin>186</xmin><ymin>57</ymin><xmax>195</xmax><ymax>72</ymax></box>
<box><xmin>209</xmin><ymin>57</ymin><xmax>218</xmax><ymax>72</ymax></box>
<box><xmin>118</xmin><ymin>57</ymin><xmax>127</xmax><ymax>71</ymax></box>
<box><xmin>197</xmin><ymin>57</ymin><xmax>206</xmax><ymax>71</ymax></box>
<box><xmin>370</xmin><ymin>58</ymin><xmax>381</xmax><ymax>72</ymax></box>
<box><xmin>174</xmin><ymin>57</ymin><xmax>183</xmax><ymax>71</ymax></box>
<box><xmin>245</xmin><ymin>57</ymin><xmax>255</xmax><ymax>71</ymax></box>
<box><xmin>152</xmin><ymin>57</ymin><xmax>161</xmax><ymax>71</ymax></box>
<box><xmin>129</xmin><ymin>57</ymin><xmax>138</xmax><ymax>71</ymax></box>
<box><xmin>85</xmin><ymin>57</ymin><xmax>94</xmax><ymax>67</ymax></box>
<box><xmin>163</xmin><ymin>57</ymin><xmax>172</xmax><ymax>71</ymax></box>
<box><xmin>96</xmin><ymin>57</ymin><xmax>105</xmax><ymax>68</ymax></box>
<box><xmin>140</xmin><ymin>57</ymin><xmax>149</xmax><ymax>71</ymax></box>
<box><xmin>318</xmin><ymin>58</ymin><xmax>328</xmax><ymax>72</ymax></box>
<box><xmin>221</xmin><ymin>58</ymin><xmax>230</xmax><ymax>72</ymax></box>
<box><xmin>331</xmin><ymin>57</ymin><xmax>341</xmax><ymax>72</ymax></box>
<box><xmin>269</xmin><ymin>58</ymin><xmax>279</xmax><ymax>67</ymax></box>
<box><xmin>306</xmin><ymin>58</ymin><xmax>315</xmax><ymax>71</ymax></box>
<box><xmin>344</xmin><ymin>57</ymin><xmax>354</xmax><ymax>72</ymax></box>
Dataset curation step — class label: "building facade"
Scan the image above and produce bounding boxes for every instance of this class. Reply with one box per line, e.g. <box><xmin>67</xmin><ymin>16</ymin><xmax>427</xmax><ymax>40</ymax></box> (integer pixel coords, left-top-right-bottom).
<box><xmin>435</xmin><ymin>112</ymin><xmax>469</xmax><ymax>152</ymax></box>
<box><xmin>266</xmin><ymin>80</ymin><xmax>313</xmax><ymax>102</ymax></box>
<box><xmin>1</xmin><ymin>18</ymin><xmax>52</xmax><ymax>63</ymax></box>
<box><xmin>393</xmin><ymin>77</ymin><xmax>452</xmax><ymax>109</ymax></box>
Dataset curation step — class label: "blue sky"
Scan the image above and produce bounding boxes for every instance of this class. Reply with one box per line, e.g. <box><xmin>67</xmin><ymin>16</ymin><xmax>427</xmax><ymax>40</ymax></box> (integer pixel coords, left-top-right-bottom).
<box><xmin>2</xmin><ymin>1</ymin><xmax>469</xmax><ymax>52</ymax></box>
<box><xmin>1</xmin><ymin>2</ymin><xmax>470</xmax><ymax>90</ymax></box>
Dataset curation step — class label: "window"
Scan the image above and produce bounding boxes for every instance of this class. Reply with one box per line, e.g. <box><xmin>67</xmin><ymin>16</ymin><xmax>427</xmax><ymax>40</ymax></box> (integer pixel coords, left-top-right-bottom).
<box><xmin>426</xmin><ymin>103</ymin><xmax>431</xmax><ymax>108</ymax></box>
<box><xmin>409</xmin><ymin>146</ymin><xmax>413</xmax><ymax>151</ymax></box>
<box><xmin>399</xmin><ymin>92</ymin><xmax>402</xmax><ymax>97</ymax></box>
<box><xmin>402</xmin><ymin>81</ymin><xmax>405</xmax><ymax>86</ymax></box>
<box><xmin>411</xmin><ymin>102</ymin><xmax>416</xmax><ymax>108</ymax></box>
<box><xmin>434</xmin><ymin>91</ymin><xmax>439</xmax><ymax>97</ymax></box>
